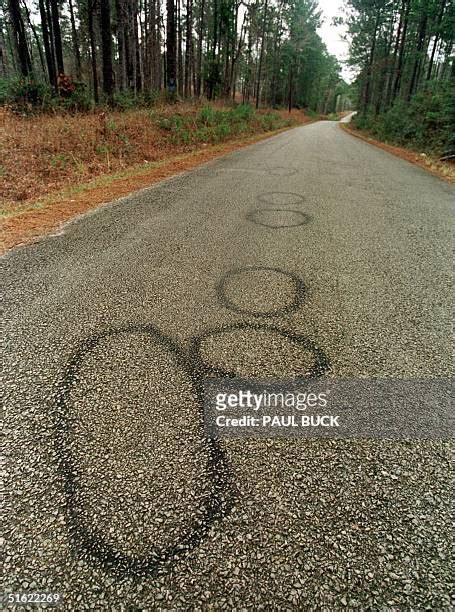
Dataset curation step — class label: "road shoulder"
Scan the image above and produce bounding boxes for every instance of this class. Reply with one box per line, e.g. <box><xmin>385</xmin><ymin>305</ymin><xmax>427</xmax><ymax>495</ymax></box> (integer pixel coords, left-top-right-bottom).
<box><xmin>1</xmin><ymin>122</ymin><xmax>315</xmax><ymax>255</ymax></box>
<box><xmin>340</xmin><ymin>123</ymin><xmax>454</xmax><ymax>184</ymax></box>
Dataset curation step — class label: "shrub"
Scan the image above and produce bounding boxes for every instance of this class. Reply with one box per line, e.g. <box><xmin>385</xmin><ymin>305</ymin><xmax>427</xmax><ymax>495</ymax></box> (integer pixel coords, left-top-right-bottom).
<box><xmin>140</xmin><ymin>89</ymin><xmax>160</xmax><ymax>107</ymax></box>
<box><xmin>198</xmin><ymin>105</ymin><xmax>222</xmax><ymax>126</ymax></box>
<box><xmin>172</xmin><ymin>127</ymin><xmax>192</xmax><ymax>144</ymax></box>
<box><xmin>155</xmin><ymin>116</ymin><xmax>173</xmax><ymax>131</ymax></box>
<box><xmin>4</xmin><ymin>77</ymin><xmax>54</xmax><ymax>114</ymax></box>
<box><xmin>259</xmin><ymin>112</ymin><xmax>284</xmax><ymax>131</ymax></box>
<box><xmin>232</xmin><ymin>104</ymin><xmax>254</xmax><ymax>122</ymax></box>
<box><xmin>0</xmin><ymin>78</ymin><xmax>10</xmax><ymax>105</ymax></box>
<box><xmin>195</xmin><ymin>126</ymin><xmax>210</xmax><ymax>142</ymax></box>
<box><xmin>214</xmin><ymin>122</ymin><xmax>231</xmax><ymax>140</ymax></box>
<box><xmin>153</xmin><ymin>103</ymin><xmax>287</xmax><ymax>145</ymax></box>
<box><xmin>354</xmin><ymin>81</ymin><xmax>454</xmax><ymax>156</ymax></box>
<box><xmin>61</xmin><ymin>82</ymin><xmax>93</xmax><ymax>112</ymax></box>
<box><xmin>112</xmin><ymin>89</ymin><xmax>160</xmax><ymax>110</ymax></box>
<box><xmin>112</xmin><ymin>91</ymin><xmax>137</xmax><ymax>110</ymax></box>
<box><xmin>1</xmin><ymin>76</ymin><xmax>94</xmax><ymax>114</ymax></box>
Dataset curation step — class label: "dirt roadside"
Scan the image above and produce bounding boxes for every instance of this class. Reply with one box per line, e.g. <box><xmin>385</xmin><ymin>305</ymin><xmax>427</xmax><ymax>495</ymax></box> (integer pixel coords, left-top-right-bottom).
<box><xmin>1</xmin><ymin>121</ymin><xmax>313</xmax><ymax>254</ymax></box>
<box><xmin>340</xmin><ymin>123</ymin><xmax>454</xmax><ymax>184</ymax></box>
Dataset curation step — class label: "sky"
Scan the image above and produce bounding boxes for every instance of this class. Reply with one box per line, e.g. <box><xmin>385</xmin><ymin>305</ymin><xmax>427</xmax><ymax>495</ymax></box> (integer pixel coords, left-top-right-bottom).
<box><xmin>317</xmin><ymin>0</ymin><xmax>354</xmax><ymax>82</ymax></box>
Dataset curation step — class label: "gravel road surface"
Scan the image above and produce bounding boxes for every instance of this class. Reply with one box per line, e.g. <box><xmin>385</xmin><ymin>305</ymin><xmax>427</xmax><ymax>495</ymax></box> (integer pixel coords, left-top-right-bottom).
<box><xmin>3</xmin><ymin>120</ymin><xmax>454</xmax><ymax>609</ymax></box>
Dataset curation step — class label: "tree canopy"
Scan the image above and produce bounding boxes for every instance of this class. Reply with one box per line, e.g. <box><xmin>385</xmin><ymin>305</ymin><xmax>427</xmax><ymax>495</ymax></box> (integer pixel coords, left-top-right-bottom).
<box><xmin>0</xmin><ymin>0</ymin><xmax>351</xmax><ymax>112</ymax></box>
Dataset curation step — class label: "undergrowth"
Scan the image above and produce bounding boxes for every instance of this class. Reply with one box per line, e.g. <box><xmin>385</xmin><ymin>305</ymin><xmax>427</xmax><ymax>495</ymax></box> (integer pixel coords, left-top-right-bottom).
<box><xmin>353</xmin><ymin>81</ymin><xmax>454</xmax><ymax>157</ymax></box>
<box><xmin>154</xmin><ymin>104</ymin><xmax>289</xmax><ymax>144</ymax></box>
<box><xmin>0</xmin><ymin>103</ymin><xmax>296</xmax><ymax>206</ymax></box>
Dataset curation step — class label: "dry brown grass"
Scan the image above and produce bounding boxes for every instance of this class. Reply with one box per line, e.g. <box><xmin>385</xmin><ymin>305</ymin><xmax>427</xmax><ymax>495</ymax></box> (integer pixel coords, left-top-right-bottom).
<box><xmin>0</xmin><ymin>106</ymin><xmax>172</xmax><ymax>205</ymax></box>
<box><xmin>0</xmin><ymin>103</ymin><xmax>310</xmax><ymax>210</ymax></box>
<box><xmin>0</xmin><ymin>103</ymin><xmax>315</xmax><ymax>252</ymax></box>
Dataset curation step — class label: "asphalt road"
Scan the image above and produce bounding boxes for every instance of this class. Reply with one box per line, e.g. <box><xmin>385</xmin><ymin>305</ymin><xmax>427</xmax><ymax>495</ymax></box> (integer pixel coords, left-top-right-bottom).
<box><xmin>3</xmin><ymin>120</ymin><xmax>454</xmax><ymax>609</ymax></box>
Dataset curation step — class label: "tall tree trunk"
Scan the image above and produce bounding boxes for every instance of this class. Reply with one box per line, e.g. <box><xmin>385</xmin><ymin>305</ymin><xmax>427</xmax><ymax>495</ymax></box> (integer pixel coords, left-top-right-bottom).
<box><xmin>255</xmin><ymin>0</ymin><xmax>268</xmax><ymax>109</ymax></box>
<box><xmin>196</xmin><ymin>0</ymin><xmax>204</xmax><ymax>96</ymax></box>
<box><xmin>49</xmin><ymin>0</ymin><xmax>64</xmax><ymax>74</ymax></box>
<box><xmin>125</xmin><ymin>0</ymin><xmax>137</xmax><ymax>92</ymax></box>
<box><xmin>88</xmin><ymin>0</ymin><xmax>99</xmax><ymax>102</ymax></box>
<box><xmin>288</xmin><ymin>61</ymin><xmax>294</xmax><ymax>112</ymax></box>
<box><xmin>166</xmin><ymin>0</ymin><xmax>177</xmax><ymax>97</ymax></box>
<box><xmin>45</xmin><ymin>0</ymin><xmax>58</xmax><ymax>79</ymax></box>
<box><xmin>68</xmin><ymin>0</ymin><xmax>82</xmax><ymax>78</ymax></box>
<box><xmin>427</xmin><ymin>33</ymin><xmax>439</xmax><ymax>82</ymax></box>
<box><xmin>269</xmin><ymin>1</ymin><xmax>283</xmax><ymax>107</ymax></box>
<box><xmin>133</xmin><ymin>0</ymin><xmax>142</xmax><ymax>91</ymax></box>
<box><xmin>221</xmin><ymin>1</ymin><xmax>234</xmax><ymax>97</ymax></box>
<box><xmin>116</xmin><ymin>0</ymin><xmax>127</xmax><ymax>89</ymax></box>
<box><xmin>427</xmin><ymin>0</ymin><xmax>446</xmax><ymax>81</ymax></box>
<box><xmin>145</xmin><ymin>0</ymin><xmax>153</xmax><ymax>90</ymax></box>
<box><xmin>38</xmin><ymin>0</ymin><xmax>56</xmax><ymax>86</ymax></box>
<box><xmin>408</xmin><ymin>10</ymin><xmax>428</xmax><ymax>99</ymax></box>
<box><xmin>177</xmin><ymin>0</ymin><xmax>183</xmax><ymax>95</ymax></box>
<box><xmin>143</xmin><ymin>0</ymin><xmax>150</xmax><ymax>87</ymax></box>
<box><xmin>230</xmin><ymin>3</ymin><xmax>245</xmax><ymax>98</ymax></box>
<box><xmin>149</xmin><ymin>0</ymin><xmax>161</xmax><ymax>89</ymax></box>
<box><xmin>139</xmin><ymin>0</ymin><xmax>146</xmax><ymax>89</ymax></box>
<box><xmin>223</xmin><ymin>0</ymin><xmax>237</xmax><ymax>97</ymax></box>
<box><xmin>440</xmin><ymin>37</ymin><xmax>453</xmax><ymax>79</ymax></box>
<box><xmin>243</xmin><ymin>8</ymin><xmax>253</xmax><ymax>103</ymax></box>
<box><xmin>184</xmin><ymin>0</ymin><xmax>193</xmax><ymax>96</ymax></box>
<box><xmin>385</xmin><ymin>0</ymin><xmax>404</xmax><ymax>108</ymax></box>
<box><xmin>375</xmin><ymin>11</ymin><xmax>396</xmax><ymax>114</ymax></box>
<box><xmin>0</xmin><ymin>29</ymin><xmax>10</xmax><ymax>77</ymax></box>
<box><xmin>362</xmin><ymin>9</ymin><xmax>380</xmax><ymax>114</ymax></box>
<box><xmin>392</xmin><ymin>0</ymin><xmax>410</xmax><ymax>100</ymax></box>
<box><xmin>207</xmin><ymin>0</ymin><xmax>218</xmax><ymax>99</ymax></box>
<box><xmin>100</xmin><ymin>0</ymin><xmax>114</xmax><ymax>97</ymax></box>
<box><xmin>5</xmin><ymin>22</ymin><xmax>19</xmax><ymax>73</ymax></box>
<box><xmin>8</xmin><ymin>0</ymin><xmax>32</xmax><ymax>76</ymax></box>
<box><xmin>21</xmin><ymin>0</ymin><xmax>46</xmax><ymax>77</ymax></box>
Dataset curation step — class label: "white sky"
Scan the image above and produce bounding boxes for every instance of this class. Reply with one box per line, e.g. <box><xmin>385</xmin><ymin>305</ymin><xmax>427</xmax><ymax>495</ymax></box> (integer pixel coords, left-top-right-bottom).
<box><xmin>317</xmin><ymin>0</ymin><xmax>354</xmax><ymax>82</ymax></box>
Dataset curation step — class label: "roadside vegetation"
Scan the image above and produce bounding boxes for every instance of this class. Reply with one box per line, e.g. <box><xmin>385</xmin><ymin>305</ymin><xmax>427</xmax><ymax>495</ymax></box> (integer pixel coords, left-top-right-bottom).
<box><xmin>352</xmin><ymin>80</ymin><xmax>454</xmax><ymax>158</ymax></box>
<box><xmin>344</xmin><ymin>0</ymin><xmax>454</xmax><ymax>160</ymax></box>
<box><xmin>0</xmin><ymin>102</ymin><xmax>313</xmax><ymax>252</ymax></box>
<box><xmin>1</xmin><ymin>101</ymin><xmax>304</xmax><ymax>209</ymax></box>
<box><xmin>0</xmin><ymin>0</ymin><xmax>351</xmax><ymax>246</ymax></box>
